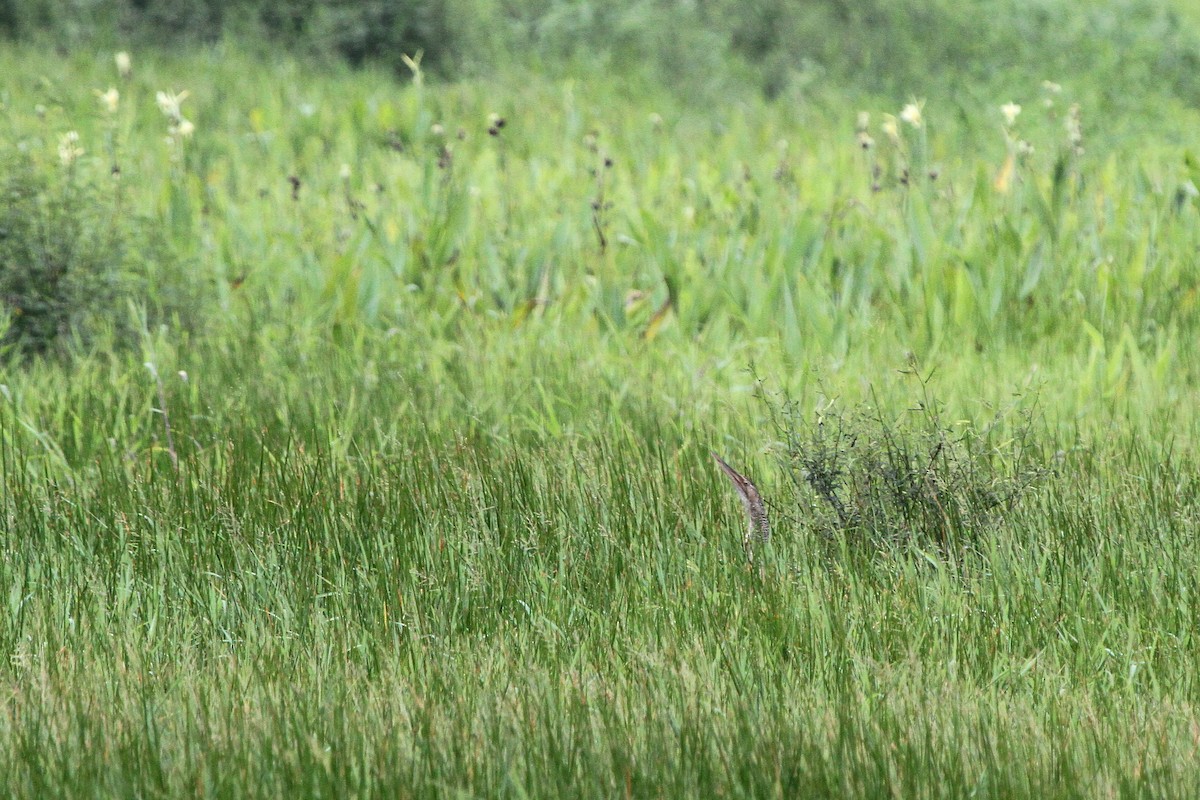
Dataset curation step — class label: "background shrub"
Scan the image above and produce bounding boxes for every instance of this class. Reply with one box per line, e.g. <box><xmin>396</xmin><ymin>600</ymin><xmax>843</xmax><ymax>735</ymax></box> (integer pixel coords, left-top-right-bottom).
<box><xmin>0</xmin><ymin>153</ymin><xmax>198</xmax><ymax>361</ymax></box>
<box><xmin>0</xmin><ymin>156</ymin><xmax>128</xmax><ymax>359</ymax></box>
<box><xmin>7</xmin><ymin>0</ymin><xmax>1199</xmax><ymax>104</ymax></box>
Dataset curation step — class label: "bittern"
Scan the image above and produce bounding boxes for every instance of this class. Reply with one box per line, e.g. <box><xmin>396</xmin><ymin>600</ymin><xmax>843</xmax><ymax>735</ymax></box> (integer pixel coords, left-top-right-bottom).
<box><xmin>711</xmin><ymin>452</ymin><xmax>770</xmax><ymax>562</ymax></box>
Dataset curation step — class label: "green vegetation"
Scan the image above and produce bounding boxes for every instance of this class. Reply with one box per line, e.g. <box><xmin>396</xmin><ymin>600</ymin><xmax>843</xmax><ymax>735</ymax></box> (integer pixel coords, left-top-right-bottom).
<box><xmin>3</xmin><ymin>3</ymin><xmax>1200</xmax><ymax>796</ymax></box>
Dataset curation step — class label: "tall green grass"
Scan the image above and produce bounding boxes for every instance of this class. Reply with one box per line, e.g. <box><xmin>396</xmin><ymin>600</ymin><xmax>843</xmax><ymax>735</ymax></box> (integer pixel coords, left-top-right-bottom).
<box><xmin>2</xmin><ymin>32</ymin><xmax>1200</xmax><ymax>798</ymax></box>
<box><xmin>5</xmin><ymin>398</ymin><xmax>1200</xmax><ymax>796</ymax></box>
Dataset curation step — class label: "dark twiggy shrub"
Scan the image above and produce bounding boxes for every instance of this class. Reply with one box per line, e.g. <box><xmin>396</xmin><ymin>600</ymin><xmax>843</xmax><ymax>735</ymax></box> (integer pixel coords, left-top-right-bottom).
<box><xmin>762</xmin><ymin>365</ymin><xmax>1048</xmax><ymax>553</ymax></box>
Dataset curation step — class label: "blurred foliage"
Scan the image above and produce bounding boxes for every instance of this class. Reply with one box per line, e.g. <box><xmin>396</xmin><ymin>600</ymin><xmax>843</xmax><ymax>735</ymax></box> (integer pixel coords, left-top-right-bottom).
<box><xmin>0</xmin><ymin>154</ymin><xmax>127</xmax><ymax>358</ymax></box>
<box><xmin>0</xmin><ymin>148</ymin><xmax>203</xmax><ymax>361</ymax></box>
<box><xmin>3</xmin><ymin>0</ymin><xmax>1199</xmax><ymax>105</ymax></box>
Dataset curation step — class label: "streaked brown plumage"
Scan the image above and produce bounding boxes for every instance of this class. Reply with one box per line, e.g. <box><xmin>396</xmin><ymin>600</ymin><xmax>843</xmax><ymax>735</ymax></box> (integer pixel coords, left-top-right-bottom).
<box><xmin>711</xmin><ymin>452</ymin><xmax>769</xmax><ymax>561</ymax></box>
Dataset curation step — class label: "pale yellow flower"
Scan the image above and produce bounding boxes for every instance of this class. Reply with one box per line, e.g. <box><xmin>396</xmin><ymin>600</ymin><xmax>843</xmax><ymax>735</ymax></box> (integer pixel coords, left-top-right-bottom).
<box><xmin>175</xmin><ymin>118</ymin><xmax>195</xmax><ymax>138</ymax></box>
<box><xmin>856</xmin><ymin>131</ymin><xmax>875</xmax><ymax>150</ymax></box>
<box><xmin>881</xmin><ymin>114</ymin><xmax>900</xmax><ymax>143</ymax></box>
<box><xmin>1000</xmin><ymin>102</ymin><xmax>1021</xmax><ymax>126</ymax></box>
<box><xmin>400</xmin><ymin>51</ymin><xmax>423</xmax><ymax>86</ymax></box>
<box><xmin>115</xmin><ymin>51</ymin><xmax>132</xmax><ymax>79</ymax></box>
<box><xmin>58</xmin><ymin>131</ymin><xmax>84</xmax><ymax>166</ymax></box>
<box><xmin>94</xmin><ymin>87</ymin><xmax>120</xmax><ymax>114</ymax></box>
<box><xmin>856</xmin><ymin>111</ymin><xmax>870</xmax><ymax>132</ymax></box>
<box><xmin>899</xmin><ymin>102</ymin><xmax>923</xmax><ymax>128</ymax></box>
<box><xmin>155</xmin><ymin>90</ymin><xmax>189</xmax><ymax>123</ymax></box>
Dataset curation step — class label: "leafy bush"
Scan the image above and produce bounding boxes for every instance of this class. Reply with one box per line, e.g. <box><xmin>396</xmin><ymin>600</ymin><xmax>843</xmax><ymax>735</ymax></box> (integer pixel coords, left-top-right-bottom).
<box><xmin>0</xmin><ymin>156</ymin><xmax>128</xmax><ymax>358</ymax></box>
<box><xmin>114</xmin><ymin>0</ymin><xmax>461</xmax><ymax>76</ymax></box>
<box><xmin>306</xmin><ymin>0</ymin><xmax>457</xmax><ymax>74</ymax></box>
<box><xmin>7</xmin><ymin>0</ymin><xmax>1200</xmax><ymax>106</ymax></box>
<box><xmin>0</xmin><ymin>153</ymin><xmax>195</xmax><ymax>361</ymax></box>
<box><xmin>697</xmin><ymin>0</ymin><xmax>1200</xmax><ymax>99</ymax></box>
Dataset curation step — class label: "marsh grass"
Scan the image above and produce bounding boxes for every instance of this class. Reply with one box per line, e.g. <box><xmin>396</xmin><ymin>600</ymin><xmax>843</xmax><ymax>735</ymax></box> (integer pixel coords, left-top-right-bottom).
<box><xmin>4</xmin><ymin>400</ymin><xmax>1200</xmax><ymax>797</ymax></box>
<box><xmin>1</xmin><ymin>32</ymin><xmax>1200</xmax><ymax>799</ymax></box>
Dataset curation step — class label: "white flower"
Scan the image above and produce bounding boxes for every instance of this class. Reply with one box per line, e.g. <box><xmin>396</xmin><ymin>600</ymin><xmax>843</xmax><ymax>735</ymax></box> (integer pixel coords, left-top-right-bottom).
<box><xmin>339</xmin><ymin>163</ymin><xmax>351</xmax><ymax>180</ymax></box>
<box><xmin>856</xmin><ymin>111</ymin><xmax>870</xmax><ymax>132</ymax></box>
<box><xmin>95</xmin><ymin>87</ymin><xmax>120</xmax><ymax>114</ymax></box>
<box><xmin>1016</xmin><ymin>140</ymin><xmax>1034</xmax><ymax>158</ymax></box>
<box><xmin>899</xmin><ymin>102</ymin><xmax>923</xmax><ymax>128</ymax></box>
<box><xmin>1041</xmin><ymin>80</ymin><xmax>1062</xmax><ymax>94</ymax></box>
<box><xmin>1000</xmin><ymin>102</ymin><xmax>1021</xmax><ymax>126</ymax></box>
<box><xmin>881</xmin><ymin>114</ymin><xmax>900</xmax><ymax>143</ymax></box>
<box><xmin>856</xmin><ymin>131</ymin><xmax>875</xmax><ymax>150</ymax></box>
<box><xmin>165</xmin><ymin>114</ymin><xmax>195</xmax><ymax>148</ymax></box>
<box><xmin>57</xmin><ymin>131</ymin><xmax>83</xmax><ymax>166</ymax></box>
<box><xmin>115</xmin><ymin>51</ymin><xmax>132</xmax><ymax>79</ymax></box>
<box><xmin>155</xmin><ymin>90</ymin><xmax>189</xmax><ymax>123</ymax></box>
